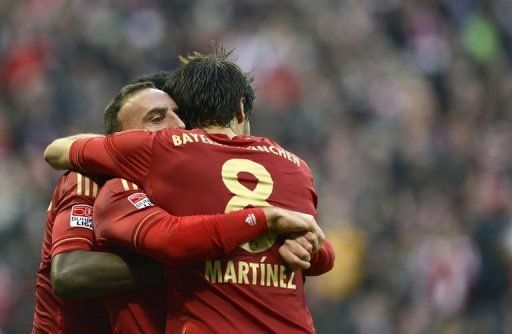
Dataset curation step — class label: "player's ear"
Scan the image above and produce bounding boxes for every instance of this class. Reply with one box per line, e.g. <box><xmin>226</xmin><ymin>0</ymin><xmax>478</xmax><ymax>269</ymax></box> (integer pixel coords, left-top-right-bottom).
<box><xmin>236</xmin><ymin>98</ymin><xmax>245</xmax><ymax>124</ymax></box>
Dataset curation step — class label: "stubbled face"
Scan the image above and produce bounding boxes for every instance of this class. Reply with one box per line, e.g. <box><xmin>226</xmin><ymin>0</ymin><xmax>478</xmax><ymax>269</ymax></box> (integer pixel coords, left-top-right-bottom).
<box><xmin>117</xmin><ymin>88</ymin><xmax>185</xmax><ymax>132</ymax></box>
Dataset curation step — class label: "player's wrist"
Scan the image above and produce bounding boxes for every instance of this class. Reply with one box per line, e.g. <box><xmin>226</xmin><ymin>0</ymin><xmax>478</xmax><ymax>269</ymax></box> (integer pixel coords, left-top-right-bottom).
<box><xmin>261</xmin><ymin>207</ymin><xmax>282</xmax><ymax>232</ymax></box>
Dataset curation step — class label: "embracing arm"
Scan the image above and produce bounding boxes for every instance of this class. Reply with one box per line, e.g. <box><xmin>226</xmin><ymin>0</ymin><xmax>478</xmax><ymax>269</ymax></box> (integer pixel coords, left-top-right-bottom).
<box><xmin>44</xmin><ymin>134</ymin><xmax>103</xmax><ymax>170</ymax></box>
<box><xmin>94</xmin><ymin>180</ymin><xmax>319</xmax><ymax>266</ymax></box>
<box><xmin>44</xmin><ymin>130</ymin><xmax>154</xmax><ymax>186</ymax></box>
<box><xmin>98</xmin><ymin>205</ymin><xmax>315</xmax><ymax>266</ymax></box>
<box><xmin>51</xmin><ymin>250</ymin><xmax>163</xmax><ymax>297</ymax></box>
<box><xmin>49</xmin><ymin>173</ymin><xmax>164</xmax><ymax>298</ymax></box>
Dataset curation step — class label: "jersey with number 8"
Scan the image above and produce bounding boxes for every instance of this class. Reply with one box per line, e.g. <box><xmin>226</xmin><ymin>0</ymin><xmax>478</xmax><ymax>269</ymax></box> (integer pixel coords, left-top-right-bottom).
<box><xmin>222</xmin><ymin>158</ymin><xmax>278</xmax><ymax>253</ymax></box>
<box><xmin>69</xmin><ymin>128</ymin><xmax>319</xmax><ymax>334</ymax></box>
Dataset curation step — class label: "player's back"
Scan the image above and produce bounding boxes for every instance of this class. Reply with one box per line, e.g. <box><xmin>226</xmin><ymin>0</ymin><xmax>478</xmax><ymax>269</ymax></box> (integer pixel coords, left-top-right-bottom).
<box><xmin>33</xmin><ymin>172</ymin><xmax>110</xmax><ymax>334</ymax></box>
<box><xmin>147</xmin><ymin>129</ymin><xmax>317</xmax><ymax>333</ymax></box>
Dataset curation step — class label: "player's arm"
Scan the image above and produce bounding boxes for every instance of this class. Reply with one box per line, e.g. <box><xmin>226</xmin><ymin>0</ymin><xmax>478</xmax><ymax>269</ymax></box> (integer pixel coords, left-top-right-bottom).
<box><xmin>44</xmin><ymin>134</ymin><xmax>104</xmax><ymax>170</ymax></box>
<box><xmin>51</xmin><ymin>207</ymin><xmax>164</xmax><ymax>297</ymax></box>
<box><xmin>52</xmin><ymin>250</ymin><xmax>163</xmax><ymax>297</ymax></box>
<box><xmin>94</xmin><ymin>180</ymin><xmax>318</xmax><ymax>266</ymax></box>
<box><xmin>50</xmin><ymin>175</ymin><xmax>164</xmax><ymax>297</ymax></box>
<box><xmin>44</xmin><ymin>130</ymin><xmax>155</xmax><ymax>185</ymax></box>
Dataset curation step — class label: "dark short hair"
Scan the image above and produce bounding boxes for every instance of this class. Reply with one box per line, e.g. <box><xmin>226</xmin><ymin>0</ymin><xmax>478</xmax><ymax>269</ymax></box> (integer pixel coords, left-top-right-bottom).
<box><xmin>165</xmin><ymin>48</ymin><xmax>253</xmax><ymax>129</ymax></box>
<box><xmin>134</xmin><ymin>71</ymin><xmax>172</xmax><ymax>91</ymax></box>
<box><xmin>242</xmin><ymin>78</ymin><xmax>255</xmax><ymax>117</ymax></box>
<box><xmin>103</xmin><ymin>81</ymin><xmax>155</xmax><ymax>134</ymax></box>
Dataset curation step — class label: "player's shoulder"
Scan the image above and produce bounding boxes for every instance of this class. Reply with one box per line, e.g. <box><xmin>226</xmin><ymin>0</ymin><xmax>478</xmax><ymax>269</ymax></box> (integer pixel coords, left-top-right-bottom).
<box><xmin>97</xmin><ymin>178</ymin><xmax>153</xmax><ymax>211</ymax></box>
<box><xmin>251</xmin><ymin>135</ymin><xmax>287</xmax><ymax>150</ymax></box>
<box><xmin>58</xmin><ymin>171</ymin><xmax>100</xmax><ymax>199</ymax></box>
<box><xmin>251</xmin><ymin>135</ymin><xmax>310</xmax><ymax>170</ymax></box>
<box><xmin>49</xmin><ymin>172</ymin><xmax>99</xmax><ymax>213</ymax></box>
<box><xmin>100</xmin><ymin>178</ymin><xmax>142</xmax><ymax>195</ymax></box>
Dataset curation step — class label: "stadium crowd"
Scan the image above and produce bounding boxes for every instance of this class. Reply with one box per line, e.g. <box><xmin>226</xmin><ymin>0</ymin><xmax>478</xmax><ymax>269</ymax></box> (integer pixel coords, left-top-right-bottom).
<box><xmin>1</xmin><ymin>0</ymin><xmax>512</xmax><ymax>333</ymax></box>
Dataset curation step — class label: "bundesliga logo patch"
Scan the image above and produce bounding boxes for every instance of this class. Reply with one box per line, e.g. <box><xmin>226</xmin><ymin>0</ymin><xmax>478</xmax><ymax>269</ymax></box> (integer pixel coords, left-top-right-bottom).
<box><xmin>70</xmin><ymin>205</ymin><xmax>93</xmax><ymax>230</ymax></box>
<box><xmin>128</xmin><ymin>193</ymin><xmax>154</xmax><ymax>209</ymax></box>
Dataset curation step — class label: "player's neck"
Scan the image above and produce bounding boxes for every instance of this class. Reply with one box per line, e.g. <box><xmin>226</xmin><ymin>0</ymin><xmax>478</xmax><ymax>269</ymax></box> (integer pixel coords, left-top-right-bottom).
<box><xmin>201</xmin><ymin>126</ymin><xmax>237</xmax><ymax>139</ymax></box>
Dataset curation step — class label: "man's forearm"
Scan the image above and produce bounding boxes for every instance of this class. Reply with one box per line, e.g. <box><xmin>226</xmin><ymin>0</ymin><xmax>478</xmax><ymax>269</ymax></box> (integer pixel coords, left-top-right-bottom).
<box><xmin>51</xmin><ymin>250</ymin><xmax>163</xmax><ymax>297</ymax></box>
<box><xmin>44</xmin><ymin>134</ymin><xmax>103</xmax><ymax>170</ymax></box>
<box><xmin>103</xmin><ymin>209</ymin><xmax>269</xmax><ymax>266</ymax></box>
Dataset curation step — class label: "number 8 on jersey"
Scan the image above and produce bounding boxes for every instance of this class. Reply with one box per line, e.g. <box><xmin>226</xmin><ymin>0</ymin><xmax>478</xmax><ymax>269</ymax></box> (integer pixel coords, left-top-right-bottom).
<box><xmin>221</xmin><ymin>159</ymin><xmax>277</xmax><ymax>253</ymax></box>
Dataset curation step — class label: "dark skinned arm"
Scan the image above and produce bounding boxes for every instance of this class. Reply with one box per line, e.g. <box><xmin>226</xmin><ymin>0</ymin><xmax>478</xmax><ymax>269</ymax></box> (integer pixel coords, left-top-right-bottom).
<box><xmin>51</xmin><ymin>250</ymin><xmax>164</xmax><ymax>297</ymax></box>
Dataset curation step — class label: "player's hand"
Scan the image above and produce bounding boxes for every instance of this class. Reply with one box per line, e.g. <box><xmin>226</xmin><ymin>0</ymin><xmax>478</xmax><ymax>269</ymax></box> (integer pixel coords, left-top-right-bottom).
<box><xmin>278</xmin><ymin>238</ymin><xmax>312</xmax><ymax>271</ymax></box>
<box><xmin>292</xmin><ymin>231</ymin><xmax>322</xmax><ymax>254</ymax></box>
<box><xmin>263</xmin><ymin>207</ymin><xmax>325</xmax><ymax>250</ymax></box>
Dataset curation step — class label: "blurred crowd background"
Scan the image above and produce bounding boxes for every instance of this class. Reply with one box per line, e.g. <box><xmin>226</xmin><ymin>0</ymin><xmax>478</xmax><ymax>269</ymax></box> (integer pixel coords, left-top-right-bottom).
<box><xmin>1</xmin><ymin>0</ymin><xmax>512</xmax><ymax>333</ymax></box>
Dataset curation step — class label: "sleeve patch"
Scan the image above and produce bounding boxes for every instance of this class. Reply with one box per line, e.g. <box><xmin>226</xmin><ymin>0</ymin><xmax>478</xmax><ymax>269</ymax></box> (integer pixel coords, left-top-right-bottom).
<box><xmin>70</xmin><ymin>204</ymin><xmax>94</xmax><ymax>230</ymax></box>
<box><xmin>128</xmin><ymin>193</ymin><xmax>154</xmax><ymax>209</ymax></box>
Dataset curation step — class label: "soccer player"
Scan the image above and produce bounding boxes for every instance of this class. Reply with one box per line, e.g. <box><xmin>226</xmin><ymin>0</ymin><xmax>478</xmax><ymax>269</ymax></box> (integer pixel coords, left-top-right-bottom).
<box><xmin>44</xmin><ymin>51</ymin><xmax>335</xmax><ymax>333</ymax></box>
<box><xmin>33</xmin><ymin>79</ymin><xmax>184</xmax><ymax>333</ymax></box>
<box><xmin>35</xmin><ymin>76</ymin><xmax>320</xmax><ymax>333</ymax></box>
<box><xmin>95</xmin><ymin>78</ymin><xmax>323</xmax><ymax>333</ymax></box>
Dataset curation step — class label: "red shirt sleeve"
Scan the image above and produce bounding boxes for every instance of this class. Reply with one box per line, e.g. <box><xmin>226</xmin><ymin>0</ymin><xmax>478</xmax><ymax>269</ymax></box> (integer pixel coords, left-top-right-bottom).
<box><xmin>304</xmin><ymin>239</ymin><xmax>335</xmax><ymax>276</ymax></box>
<box><xmin>51</xmin><ymin>173</ymin><xmax>99</xmax><ymax>257</ymax></box>
<box><xmin>93</xmin><ymin>179</ymin><xmax>269</xmax><ymax>265</ymax></box>
<box><xmin>69</xmin><ymin>130</ymin><xmax>154</xmax><ymax>185</ymax></box>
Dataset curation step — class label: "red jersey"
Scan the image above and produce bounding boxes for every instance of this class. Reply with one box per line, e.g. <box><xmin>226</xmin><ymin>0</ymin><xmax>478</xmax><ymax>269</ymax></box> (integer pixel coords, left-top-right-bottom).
<box><xmin>70</xmin><ymin>128</ymin><xmax>335</xmax><ymax>334</ymax></box>
<box><xmin>94</xmin><ymin>178</ymin><xmax>269</xmax><ymax>333</ymax></box>
<box><xmin>33</xmin><ymin>172</ymin><xmax>110</xmax><ymax>334</ymax></box>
